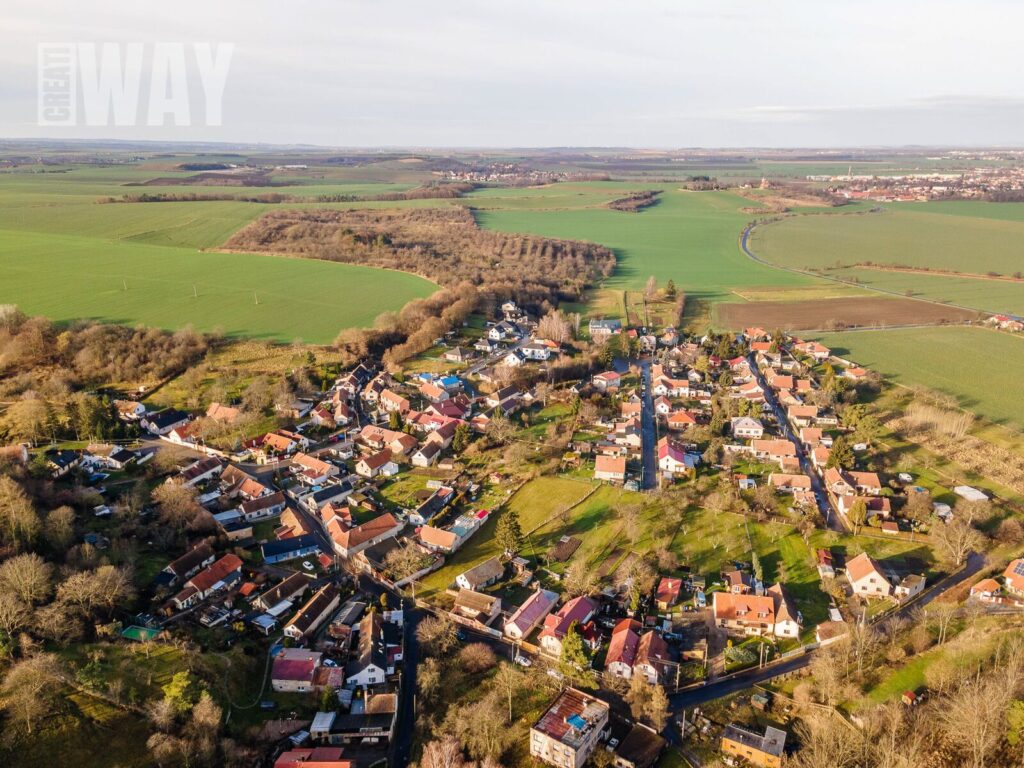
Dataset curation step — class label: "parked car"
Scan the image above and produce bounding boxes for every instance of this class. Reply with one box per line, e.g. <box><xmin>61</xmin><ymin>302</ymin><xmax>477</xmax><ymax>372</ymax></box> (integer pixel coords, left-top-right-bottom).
<box><xmin>302</xmin><ymin>560</ymin><xmax>314</xmax><ymax>571</ymax></box>
<box><xmin>514</xmin><ymin>654</ymin><xmax>532</xmax><ymax>667</ymax></box>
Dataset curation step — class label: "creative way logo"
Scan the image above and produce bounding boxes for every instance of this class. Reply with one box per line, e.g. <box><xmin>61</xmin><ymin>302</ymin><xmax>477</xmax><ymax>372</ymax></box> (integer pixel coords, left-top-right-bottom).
<box><xmin>37</xmin><ymin>42</ymin><xmax>234</xmax><ymax>127</ymax></box>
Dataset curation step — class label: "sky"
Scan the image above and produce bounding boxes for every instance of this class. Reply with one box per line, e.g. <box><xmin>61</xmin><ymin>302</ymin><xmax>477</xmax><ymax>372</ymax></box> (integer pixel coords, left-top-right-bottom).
<box><xmin>4</xmin><ymin>0</ymin><xmax>1024</xmax><ymax>147</ymax></box>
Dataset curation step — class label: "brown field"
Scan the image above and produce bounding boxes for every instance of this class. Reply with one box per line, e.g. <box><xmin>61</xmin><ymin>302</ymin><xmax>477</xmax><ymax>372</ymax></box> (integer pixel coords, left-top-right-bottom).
<box><xmin>713</xmin><ymin>296</ymin><xmax>980</xmax><ymax>331</ymax></box>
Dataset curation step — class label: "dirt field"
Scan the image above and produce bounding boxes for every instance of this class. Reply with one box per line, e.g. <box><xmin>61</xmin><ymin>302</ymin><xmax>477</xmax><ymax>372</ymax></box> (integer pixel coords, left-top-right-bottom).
<box><xmin>713</xmin><ymin>296</ymin><xmax>980</xmax><ymax>331</ymax></box>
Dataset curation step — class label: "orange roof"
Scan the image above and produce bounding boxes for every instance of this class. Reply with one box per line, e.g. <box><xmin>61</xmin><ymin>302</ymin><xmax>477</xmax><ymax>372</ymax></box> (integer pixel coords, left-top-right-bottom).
<box><xmin>752</xmin><ymin>439</ymin><xmax>797</xmax><ymax>458</ymax></box>
<box><xmin>293</xmin><ymin>452</ymin><xmax>333</xmax><ymax>476</ymax></box>
<box><xmin>206</xmin><ymin>402</ymin><xmax>241</xmax><ymax>423</ymax></box>
<box><xmin>418</xmin><ymin>524</ymin><xmax>459</xmax><ymax>550</ymax></box>
<box><xmin>595</xmin><ymin>455</ymin><xmax>626</xmax><ymax>476</ymax></box>
<box><xmin>189</xmin><ymin>554</ymin><xmax>242</xmax><ymax>593</ymax></box>
<box><xmin>605</xmin><ymin>619</ymin><xmax>640</xmax><ymax>667</ymax></box>
<box><xmin>971</xmin><ymin>578</ymin><xmax>1000</xmax><ymax>594</ymax></box>
<box><xmin>713</xmin><ymin>591</ymin><xmax>775</xmax><ymax>624</ymax></box>
<box><xmin>846</xmin><ymin>552</ymin><xmax>885</xmax><ymax>585</ymax></box>
<box><xmin>330</xmin><ymin>513</ymin><xmax>400</xmax><ymax>553</ymax></box>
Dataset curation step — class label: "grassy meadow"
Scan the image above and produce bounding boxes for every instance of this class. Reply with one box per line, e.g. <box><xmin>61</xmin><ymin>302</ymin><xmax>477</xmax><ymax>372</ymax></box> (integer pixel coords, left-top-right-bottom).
<box><xmin>815</xmin><ymin>326</ymin><xmax>1024</xmax><ymax>428</ymax></box>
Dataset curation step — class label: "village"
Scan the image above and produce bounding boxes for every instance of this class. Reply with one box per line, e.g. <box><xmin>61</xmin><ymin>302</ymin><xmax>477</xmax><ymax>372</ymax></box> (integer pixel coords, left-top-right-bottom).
<box><xmin>3</xmin><ymin>297</ymin><xmax>1018</xmax><ymax>768</ymax></box>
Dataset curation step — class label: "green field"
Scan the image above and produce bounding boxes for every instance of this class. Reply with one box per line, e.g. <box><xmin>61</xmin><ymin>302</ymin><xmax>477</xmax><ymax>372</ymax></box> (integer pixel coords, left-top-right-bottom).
<box><xmin>473</xmin><ymin>187</ymin><xmax>815</xmax><ymax>306</ymax></box>
<box><xmin>750</xmin><ymin>203</ymin><xmax>1024</xmax><ymax>314</ymax></box>
<box><xmin>0</xmin><ymin>167</ymin><xmax>439</xmax><ymax>343</ymax></box>
<box><xmin>814</xmin><ymin>326</ymin><xmax>1024</xmax><ymax>428</ymax></box>
<box><xmin>0</xmin><ymin>228</ymin><xmax>435</xmax><ymax>343</ymax></box>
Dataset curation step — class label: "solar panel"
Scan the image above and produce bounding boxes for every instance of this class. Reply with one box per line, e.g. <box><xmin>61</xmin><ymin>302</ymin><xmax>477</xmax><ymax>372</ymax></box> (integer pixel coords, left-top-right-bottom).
<box><xmin>1015</xmin><ymin>561</ymin><xmax>1024</xmax><ymax>577</ymax></box>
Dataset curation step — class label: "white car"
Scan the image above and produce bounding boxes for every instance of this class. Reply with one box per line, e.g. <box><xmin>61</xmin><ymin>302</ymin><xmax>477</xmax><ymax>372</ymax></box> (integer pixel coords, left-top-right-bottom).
<box><xmin>514</xmin><ymin>654</ymin><xmax>532</xmax><ymax>668</ymax></box>
<box><xmin>301</xmin><ymin>560</ymin><xmax>315</xmax><ymax>571</ymax></box>
<box><xmin>898</xmin><ymin>472</ymin><xmax>914</xmax><ymax>483</ymax></box>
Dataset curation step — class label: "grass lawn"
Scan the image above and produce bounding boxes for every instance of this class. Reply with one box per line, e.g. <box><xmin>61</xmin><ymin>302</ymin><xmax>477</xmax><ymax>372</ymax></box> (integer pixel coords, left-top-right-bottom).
<box><xmin>813</xmin><ymin>326</ymin><xmax>1024</xmax><ymax>429</ymax></box>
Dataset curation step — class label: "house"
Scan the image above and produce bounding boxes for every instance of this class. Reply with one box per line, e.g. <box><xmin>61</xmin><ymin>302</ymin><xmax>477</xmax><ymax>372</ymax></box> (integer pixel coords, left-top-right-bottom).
<box><xmin>488</xmin><ymin>320</ymin><xmax>522</xmax><ymax>341</ymax></box>
<box><xmin>474</xmin><ymin>337</ymin><xmax>498</xmax><ymax>354</ymax></box>
<box><xmin>262</xmin><ymin>534</ymin><xmax>320</xmax><ymax>565</ymax></box>
<box><xmin>420</xmin><ymin>381</ymin><xmax>449</xmax><ymax>403</ymax></box>
<box><xmin>848</xmin><ymin>471</ymin><xmax>883</xmax><ymax>495</ymax></box>
<box><xmin>522</xmin><ymin>340</ymin><xmax>558</xmax><ymax>361</ymax></box>
<box><xmin>502</xmin><ymin>349</ymin><xmax>526</xmax><ymax>367</ymax></box>
<box><xmin>206</xmin><ymin>402</ymin><xmax>241</xmax><ymax>424</ymax></box>
<box><xmin>530</xmin><ymin>688</ymin><xmax>610</xmax><ymax>768</ymax></box>
<box><xmin>274</xmin><ymin>747</ymin><xmax>353</xmax><ymax>768</ymax></box>
<box><xmin>255</xmin><ymin>572</ymin><xmax>313</xmax><ymax>611</ymax></box>
<box><xmin>539</xmin><ymin>596</ymin><xmax>598</xmax><ymax>656</ymax></box>
<box><xmin>666</xmin><ymin>410</ymin><xmax>697</xmax><ymax>430</ymax></box>
<box><xmin>1003</xmin><ymin>559</ymin><xmax>1024</xmax><ymax>596</ymax></box>
<box><xmin>272</xmin><ymin>647</ymin><xmax>322</xmax><ymax>693</ymax></box>
<box><xmin>284</xmin><ymin>585</ymin><xmax>341</xmax><ymax>641</ymax></box>
<box><xmin>846</xmin><ymin>552</ymin><xmax>893</xmax><ymax>598</ymax></box>
<box><xmin>410</xmin><ymin>441</ymin><xmax>442</xmax><ymax>468</ymax></box>
<box><xmin>793</xmin><ymin>341</ymin><xmax>830</xmax><ymax>361</ymax></box>
<box><xmin>614</xmin><ymin>724</ymin><xmax>667</xmax><ymax>768</ymax></box>
<box><xmin>633</xmin><ymin>630</ymin><xmax>672</xmax><ymax>684</ymax></box>
<box><xmin>594</xmin><ymin>455</ymin><xmax>627</xmax><ymax>483</ymax></box>
<box><xmin>592</xmin><ymin>371</ymin><xmax>622</xmax><ymax>392</ymax></box>
<box><xmin>443</xmin><ymin>346</ymin><xmax>470</xmax><ymax>363</ymax></box>
<box><xmin>713</xmin><ymin>592</ymin><xmax>776</xmax><ymax>637</ymax></box>
<box><xmin>293</xmin><ymin>452</ymin><xmax>339</xmax><ymax>485</ymax></box>
<box><xmin>329</xmin><ymin>513</ymin><xmax>402</xmax><ymax>559</ymax></box>
<box><xmin>505</xmin><ymin>589</ymin><xmax>559</xmax><ymax>640</ymax></box>
<box><xmin>143</xmin><ymin>409</ymin><xmax>190</xmax><ymax>435</ymax></box>
<box><xmin>114</xmin><ymin>399</ymin><xmax>146</xmax><ymax>421</ymax></box>
<box><xmin>765</xmin><ymin>583</ymin><xmax>800</xmax><ymax>638</ymax></box>
<box><xmin>172</xmin><ymin>554</ymin><xmax>243</xmax><ymax>610</ymax></box>
<box><xmin>970</xmin><ymin>578</ymin><xmax>1002</xmax><ymax>603</ymax></box>
<box><xmin>45</xmin><ymin>449</ymin><xmax>81</xmax><ymax>478</ymax></box>
<box><xmin>346</xmin><ymin>610</ymin><xmax>391</xmax><ymax>688</ymax></box>
<box><xmin>588</xmin><ymin>318</ymin><xmax>623</xmax><ymax>339</ymax></box>
<box><xmin>653</xmin><ymin>396</ymin><xmax>672</xmax><ymax>416</ymax></box>
<box><xmin>356</xmin><ymin>449</ymin><xmax>398</xmax><ymax>478</ymax></box>
<box><xmin>730</xmin><ymin>417</ymin><xmax>764</xmax><ymax>439</ymax></box>
<box><xmin>452</xmin><ymin>588</ymin><xmax>502</xmax><ymax>625</ymax></box>
<box><xmin>786</xmin><ymin>405</ymin><xmax>819</xmax><ymax>428</ymax></box>
<box><xmin>655</xmin><ymin>577</ymin><xmax>682</xmax><ymax>611</ymax></box>
<box><xmin>310</xmin><ymin>406</ymin><xmax>336</xmax><ymax>429</ymax></box>
<box><xmin>417</xmin><ymin>525</ymin><xmax>461</xmax><ymax>554</ymax></box>
<box><xmin>605</xmin><ymin>619</ymin><xmax>641</xmax><ymax>680</ymax></box>
<box><xmin>768</xmin><ymin>473</ymin><xmax>812</xmax><ymax>493</ymax></box>
<box><xmin>302</xmin><ymin>482</ymin><xmax>354</xmax><ymax>514</ymax></box>
<box><xmin>751</xmin><ymin>439</ymin><xmax>797</xmax><ymax>463</ymax></box>
<box><xmin>658</xmin><ymin>438</ymin><xmax>698</xmax><ymax>475</ymax></box>
<box><xmin>456</xmin><ymin>557</ymin><xmax>505</xmax><ymax>591</ymax></box>
<box><xmin>721</xmin><ymin>724</ymin><xmax>787</xmax><ymax>768</ymax></box>
<box><xmin>894</xmin><ymin>574</ymin><xmax>926</xmax><ymax>601</ymax></box>
<box><xmin>239</xmin><ymin>490</ymin><xmax>287</xmax><ymax>521</ymax></box>
<box><xmin>723</xmin><ymin>569</ymin><xmax>754</xmax><ymax>594</ymax></box>
<box><xmin>159</xmin><ymin>542</ymin><xmax>216</xmax><ymax>588</ymax></box>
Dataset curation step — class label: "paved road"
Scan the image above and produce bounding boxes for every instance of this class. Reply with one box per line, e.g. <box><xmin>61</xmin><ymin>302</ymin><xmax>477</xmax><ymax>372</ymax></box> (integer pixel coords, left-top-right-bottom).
<box><xmin>639</xmin><ymin>360</ymin><xmax>657</xmax><ymax>490</ymax></box>
<box><xmin>747</xmin><ymin>353</ymin><xmax>844</xmax><ymax>532</ymax></box>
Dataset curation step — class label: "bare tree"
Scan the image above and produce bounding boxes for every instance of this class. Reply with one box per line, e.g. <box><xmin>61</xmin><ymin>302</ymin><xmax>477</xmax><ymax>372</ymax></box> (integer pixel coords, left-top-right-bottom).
<box><xmin>939</xmin><ymin>675</ymin><xmax>1011</xmax><ymax>768</ymax></box>
<box><xmin>492</xmin><ymin>663</ymin><xmax>520</xmax><ymax>722</ymax></box>
<box><xmin>0</xmin><ymin>593</ymin><xmax>30</xmax><ymax>638</ymax></box>
<box><xmin>931</xmin><ymin>518</ymin><xmax>982</xmax><ymax>567</ymax></box>
<box><xmin>418</xmin><ymin>736</ymin><xmax>469</xmax><ymax>768</ymax></box>
<box><xmin>0</xmin><ymin>653</ymin><xmax>64</xmax><ymax>734</ymax></box>
<box><xmin>416</xmin><ymin>614</ymin><xmax>458</xmax><ymax>656</ymax></box>
<box><xmin>792</xmin><ymin>712</ymin><xmax>862</xmax><ymax>768</ymax></box>
<box><xmin>920</xmin><ymin>601</ymin><xmax>959</xmax><ymax>645</ymax></box>
<box><xmin>458</xmin><ymin>643</ymin><xmax>497</xmax><ymax>673</ymax></box>
<box><xmin>0</xmin><ymin>553</ymin><xmax>52</xmax><ymax>605</ymax></box>
<box><xmin>0</xmin><ymin>476</ymin><xmax>40</xmax><ymax>550</ymax></box>
<box><xmin>562</xmin><ymin>557</ymin><xmax>597</xmax><ymax>597</ymax></box>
